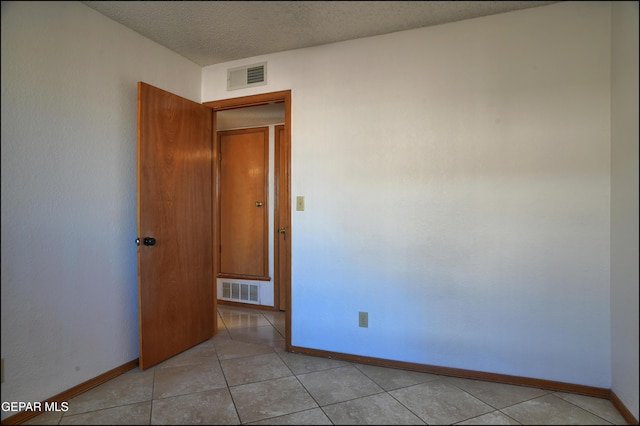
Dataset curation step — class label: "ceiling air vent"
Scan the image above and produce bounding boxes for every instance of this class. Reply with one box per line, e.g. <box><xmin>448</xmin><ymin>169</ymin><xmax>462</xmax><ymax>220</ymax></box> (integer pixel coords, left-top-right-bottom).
<box><xmin>227</xmin><ymin>62</ymin><xmax>267</xmax><ymax>91</ymax></box>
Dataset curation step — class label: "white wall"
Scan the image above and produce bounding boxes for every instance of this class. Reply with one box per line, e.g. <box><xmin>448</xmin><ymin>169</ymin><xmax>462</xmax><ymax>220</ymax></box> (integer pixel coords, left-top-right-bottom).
<box><xmin>1</xmin><ymin>1</ymin><xmax>201</xmax><ymax>420</ymax></box>
<box><xmin>3</xmin><ymin>0</ymin><xmax>635</xmax><ymax>420</ymax></box>
<box><xmin>610</xmin><ymin>1</ymin><xmax>639</xmax><ymax>420</ymax></box>
<box><xmin>204</xmin><ymin>1</ymin><xmax>613</xmax><ymax>388</ymax></box>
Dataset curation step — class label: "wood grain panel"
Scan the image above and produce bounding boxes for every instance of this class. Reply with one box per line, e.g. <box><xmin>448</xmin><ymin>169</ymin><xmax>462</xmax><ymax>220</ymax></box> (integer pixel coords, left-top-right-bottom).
<box><xmin>218</xmin><ymin>127</ymin><xmax>269</xmax><ymax>279</ymax></box>
<box><xmin>137</xmin><ymin>82</ymin><xmax>213</xmax><ymax>369</ymax></box>
<box><xmin>275</xmin><ymin>124</ymin><xmax>291</xmax><ymax>311</ymax></box>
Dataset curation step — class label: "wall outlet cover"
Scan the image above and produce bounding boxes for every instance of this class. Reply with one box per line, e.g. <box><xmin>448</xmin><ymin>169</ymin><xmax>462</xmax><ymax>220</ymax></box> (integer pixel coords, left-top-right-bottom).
<box><xmin>359</xmin><ymin>311</ymin><xmax>368</xmax><ymax>328</ymax></box>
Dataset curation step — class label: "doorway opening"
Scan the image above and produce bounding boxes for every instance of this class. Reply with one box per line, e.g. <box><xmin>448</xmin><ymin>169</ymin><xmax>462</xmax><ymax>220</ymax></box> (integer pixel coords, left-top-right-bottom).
<box><xmin>204</xmin><ymin>91</ymin><xmax>292</xmax><ymax>352</ymax></box>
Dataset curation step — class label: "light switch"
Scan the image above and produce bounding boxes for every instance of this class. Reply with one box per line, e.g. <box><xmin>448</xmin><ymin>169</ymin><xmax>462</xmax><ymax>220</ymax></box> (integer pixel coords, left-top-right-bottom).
<box><xmin>296</xmin><ymin>196</ymin><xmax>305</xmax><ymax>211</ymax></box>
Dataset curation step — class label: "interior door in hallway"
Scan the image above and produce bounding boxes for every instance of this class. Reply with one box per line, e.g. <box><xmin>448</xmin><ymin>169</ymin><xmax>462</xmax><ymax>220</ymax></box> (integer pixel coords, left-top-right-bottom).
<box><xmin>218</xmin><ymin>127</ymin><xmax>269</xmax><ymax>280</ymax></box>
<box><xmin>136</xmin><ymin>82</ymin><xmax>215</xmax><ymax>369</ymax></box>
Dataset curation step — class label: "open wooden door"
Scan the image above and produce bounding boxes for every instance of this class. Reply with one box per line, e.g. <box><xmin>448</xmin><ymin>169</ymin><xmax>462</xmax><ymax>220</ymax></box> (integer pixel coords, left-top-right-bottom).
<box><xmin>136</xmin><ymin>82</ymin><xmax>215</xmax><ymax>369</ymax></box>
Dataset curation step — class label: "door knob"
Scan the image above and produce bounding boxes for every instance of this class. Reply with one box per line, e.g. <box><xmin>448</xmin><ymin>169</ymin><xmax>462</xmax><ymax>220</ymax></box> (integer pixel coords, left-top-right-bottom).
<box><xmin>143</xmin><ymin>237</ymin><xmax>156</xmax><ymax>246</ymax></box>
<box><xmin>255</xmin><ymin>201</ymin><xmax>263</xmax><ymax>207</ymax></box>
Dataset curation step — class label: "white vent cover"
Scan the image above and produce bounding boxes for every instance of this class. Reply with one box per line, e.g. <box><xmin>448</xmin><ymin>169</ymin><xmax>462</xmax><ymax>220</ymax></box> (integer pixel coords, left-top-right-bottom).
<box><xmin>222</xmin><ymin>281</ymin><xmax>260</xmax><ymax>303</ymax></box>
<box><xmin>227</xmin><ymin>62</ymin><xmax>267</xmax><ymax>91</ymax></box>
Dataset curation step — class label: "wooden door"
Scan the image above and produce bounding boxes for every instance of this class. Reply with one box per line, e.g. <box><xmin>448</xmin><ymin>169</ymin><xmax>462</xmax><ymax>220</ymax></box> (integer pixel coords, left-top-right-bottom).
<box><xmin>218</xmin><ymin>127</ymin><xmax>269</xmax><ymax>280</ymax></box>
<box><xmin>137</xmin><ymin>82</ymin><xmax>215</xmax><ymax>369</ymax></box>
<box><xmin>274</xmin><ymin>125</ymin><xmax>291</xmax><ymax>310</ymax></box>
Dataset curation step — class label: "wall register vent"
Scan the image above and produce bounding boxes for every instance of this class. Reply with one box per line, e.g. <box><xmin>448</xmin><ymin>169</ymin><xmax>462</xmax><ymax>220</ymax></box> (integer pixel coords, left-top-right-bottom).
<box><xmin>227</xmin><ymin>62</ymin><xmax>267</xmax><ymax>91</ymax></box>
<box><xmin>222</xmin><ymin>281</ymin><xmax>259</xmax><ymax>303</ymax></box>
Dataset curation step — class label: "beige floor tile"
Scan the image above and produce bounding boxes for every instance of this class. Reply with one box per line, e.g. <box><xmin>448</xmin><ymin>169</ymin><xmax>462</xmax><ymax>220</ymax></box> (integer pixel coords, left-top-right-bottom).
<box><xmin>214</xmin><ymin>326</ymin><xmax>232</xmax><ymax>340</ymax></box>
<box><xmin>22</xmin><ymin>410</ymin><xmax>64</xmax><ymax>425</ymax></box>
<box><xmin>60</xmin><ymin>401</ymin><xmax>151</xmax><ymax>425</ymax></box>
<box><xmin>153</xmin><ymin>360</ymin><xmax>227</xmax><ymax>399</ymax></box>
<box><xmin>271</xmin><ymin>339</ymin><xmax>288</xmax><ymax>353</ymax></box>
<box><xmin>155</xmin><ymin>340</ymin><xmax>216</xmax><ymax>370</ymax></box>
<box><xmin>220</xmin><ymin>352</ymin><xmax>293</xmax><ymax>386</ymax></box>
<box><xmin>219</xmin><ymin>307</ymin><xmax>272</xmax><ymax>329</ymax></box>
<box><xmin>445</xmin><ymin>376</ymin><xmax>549</xmax><ymax>409</ymax></box>
<box><xmin>456</xmin><ymin>410</ymin><xmax>521</xmax><ymax>425</ymax></box>
<box><xmin>246</xmin><ymin>407</ymin><xmax>332</xmax><ymax>425</ymax></box>
<box><xmin>322</xmin><ymin>392</ymin><xmax>426</xmax><ymax>425</ymax></box>
<box><xmin>64</xmin><ymin>368</ymin><xmax>154</xmax><ymax>415</ymax></box>
<box><xmin>213</xmin><ymin>337</ymin><xmax>275</xmax><ymax>360</ymax></box>
<box><xmin>390</xmin><ymin>378</ymin><xmax>494</xmax><ymax>424</ymax></box>
<box><xmin>502</xmin><ymin>394</ymin><xmax>613</xmax><ymax>425</ymax></box>
<box><xmin>228</xmin><ymin>324</ymin><xmax>285</xmax><ymax>347</ymax></box>
<box><xmin>259</xmin><ymin>310</ymin><xmax>286</xmax><ymax>326</ymax></box>
<box><xmin>355</xmin><ymin>363</ymin><xmax>440</xmax><ymax>391</ymax></box>
<box><xmin>297</xmin><ymin>365</ymin><xmax>383</xmax><ymax>406</ymax></box>
<box><xmin>278</xmin><ymin>351</ymin><xmax>351</xmax><ymax>374</ymax></box>
<box><xmin>216</xmin><ymin>312</ymin><xmax>232</xmax><ymax>336</ymax></box>
<box><xmin>274</xmin><ymin>322</ymin><xmax>286</xmax><ymax>337</ymax></box>
<box><xmin>230</xmin><ymin>376</ymin><xmax>318</xmax><ymax>424</ymax></box>
<box><xmin>151</xmin><ymin>388</ymin><xmax>239</xmax><ymax>425</ymax></box>
<box><xmin>553</xmin><ymin>392</ymin><xmax>628</xmax><ymax>425</ymax></box>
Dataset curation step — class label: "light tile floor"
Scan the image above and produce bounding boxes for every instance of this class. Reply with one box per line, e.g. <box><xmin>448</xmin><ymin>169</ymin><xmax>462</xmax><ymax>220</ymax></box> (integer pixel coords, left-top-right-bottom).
<box><xmin>24</xmin><ymin>305</ymin><xmax>628</xmax><ymax>425</ymax></box>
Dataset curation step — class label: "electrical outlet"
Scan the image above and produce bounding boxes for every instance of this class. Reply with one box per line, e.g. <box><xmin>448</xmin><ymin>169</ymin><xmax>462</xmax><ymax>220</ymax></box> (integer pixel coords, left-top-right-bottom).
<box><xmin>359</xmin><ymin>312</ymin><xmax>368</xmax><ymax>328</ymax></box>
<box><xmin>296</xmin><ymin>196</ymin><xmax>305</xmax><ymax>211</ymax></box>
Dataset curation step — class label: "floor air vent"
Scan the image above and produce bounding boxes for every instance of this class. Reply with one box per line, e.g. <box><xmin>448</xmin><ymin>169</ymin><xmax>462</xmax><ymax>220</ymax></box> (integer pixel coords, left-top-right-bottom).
<box><xmin>227</xmin><ymin>62</ymin><xmax>267</xmax><ymax>91</ymax></box>
<box><xmin>222</xmin><ymin>281</ymin><xmax>259</xmax><ymax>303</ymax></box>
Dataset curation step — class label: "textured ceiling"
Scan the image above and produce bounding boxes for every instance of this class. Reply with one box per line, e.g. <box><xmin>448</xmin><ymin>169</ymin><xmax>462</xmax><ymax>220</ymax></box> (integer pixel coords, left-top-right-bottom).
<box><xmin>82</xmin><ymin>1</ymin><xmax>560</xmax><ymax>67</ymax></box>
